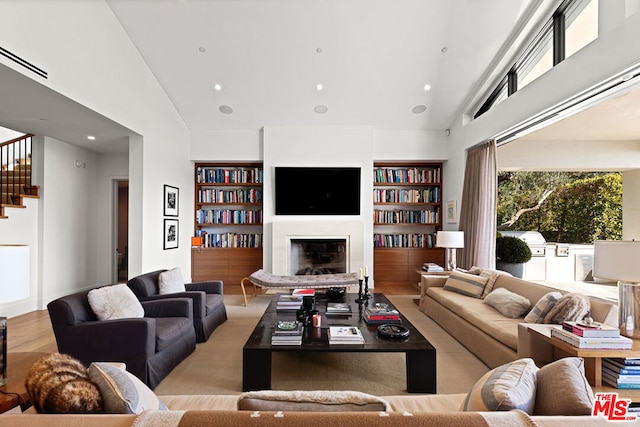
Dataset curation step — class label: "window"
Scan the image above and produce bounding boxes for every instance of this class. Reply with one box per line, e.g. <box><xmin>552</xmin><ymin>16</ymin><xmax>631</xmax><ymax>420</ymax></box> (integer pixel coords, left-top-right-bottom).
<box><xmin>565</xmin><ymin>0</ymin><xmax>599</xmax><ymax>59</ymax></box>
<box><xmin>518</xmin><ymin>27</ymin><xmax>554</xmax><ymax>90</ymax></box>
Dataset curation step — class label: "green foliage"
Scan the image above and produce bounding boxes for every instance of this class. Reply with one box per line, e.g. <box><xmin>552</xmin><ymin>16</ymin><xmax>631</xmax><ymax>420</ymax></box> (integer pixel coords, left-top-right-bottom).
<box><xmin>496</xmin><ymin>236</ymin><xmax>532</xmax><ymax>264</ymax></box>
<box><xmin>498</xmin><ymin>172</ymin><xmax>622</xmax><ymax>244</ymax></box>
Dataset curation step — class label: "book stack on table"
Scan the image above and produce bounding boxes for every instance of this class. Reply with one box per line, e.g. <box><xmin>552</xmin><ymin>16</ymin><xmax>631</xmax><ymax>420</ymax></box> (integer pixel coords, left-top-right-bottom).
<box><xmin>603</xmin><ymin>358</ymin><xmax>640</xmax><ymax>389</ymax></box>
<box><xmin>328</xmin><ymin>326</ymin><xmax>364</xmax><ymax>345</ymax></box>
<box><xmin>271</xmin><ymin>320</ymin><xmax>303</xmax><ymax>346</ymax></box>
<box><xmin>364</xmin><ymin>307</ymin><xmax>401</xmax><ymax>325</ymax></box>
<box><xmin>550</xmin><ymin>321</ymin><xmax>632</xmax><ymax>349</ymax></box>
<box><xmin>275</xmin><ymin>295</ymin><xmax>303</xmax><ymax>312</ymax></box>
<box><xmin>326</xmin><ymin>302</ymin><xmax>352</xmax><ymax>316</ymax></box>
<box><xmin>422</xmin><ymin>262</ymin><xmax>444</xmax><ymax>272</ymax></box>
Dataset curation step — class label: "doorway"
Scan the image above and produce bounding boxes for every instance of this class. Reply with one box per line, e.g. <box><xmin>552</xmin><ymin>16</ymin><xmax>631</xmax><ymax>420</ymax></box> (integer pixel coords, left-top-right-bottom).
<box><xmin>115</xmin><ymin>180</ymin><xmax>129</xmax><ymax>282</ymax></box>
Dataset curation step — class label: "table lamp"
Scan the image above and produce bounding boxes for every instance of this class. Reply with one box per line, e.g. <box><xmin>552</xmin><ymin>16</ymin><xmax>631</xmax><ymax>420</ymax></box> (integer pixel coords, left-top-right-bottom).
<box><xmin>0</xmin><ymin>244</ymin><xmax>30</xmax><ymax>386</ymax></box>
<box><xmin>593</xmin><ymin>240</ymin><xmax>640</xmax><ymax>338</ymax></box>
<box><xmin>436</xmin><ymin>231</ymin><xmax>464</xmax><ymax>271</ymax></box>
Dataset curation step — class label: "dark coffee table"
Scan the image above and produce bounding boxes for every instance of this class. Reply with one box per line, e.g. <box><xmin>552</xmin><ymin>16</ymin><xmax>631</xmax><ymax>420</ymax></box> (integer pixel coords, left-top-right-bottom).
<box><xmin>242</xmin><ymin>293</ymin><xmax>436</xmax><ymax>393</ymax></box>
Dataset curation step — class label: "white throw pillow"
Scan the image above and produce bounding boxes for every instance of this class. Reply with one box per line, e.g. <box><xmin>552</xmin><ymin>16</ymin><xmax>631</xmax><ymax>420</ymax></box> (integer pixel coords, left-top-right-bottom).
<box><xmin>484</xmin><ymin>287</ymin><xmax>531</xmax><ymax>318</ymax></box>
<box><xmin>158</xmin><ymin>267</ymin><xmax>186</xmax><ymax>294</ymax></box>
<box><xmin>88</xmin><ymin>284</ymin><xmax>144</xmax><ymax>320</ymax></box>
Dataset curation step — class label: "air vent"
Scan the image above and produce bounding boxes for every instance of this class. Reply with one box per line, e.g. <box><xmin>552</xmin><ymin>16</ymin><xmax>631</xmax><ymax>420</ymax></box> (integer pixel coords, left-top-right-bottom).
<box><xmin>0</xmin><ymin>46</ymin><xmax>48</xmax><ymax>79</ymax></box>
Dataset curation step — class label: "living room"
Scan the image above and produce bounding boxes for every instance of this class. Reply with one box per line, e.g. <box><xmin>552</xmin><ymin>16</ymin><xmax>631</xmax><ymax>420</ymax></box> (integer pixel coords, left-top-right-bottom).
<box><xmin>2</xmin><ymin>1</ymin><xmax>640</xmax><ymax>423</ymax></box>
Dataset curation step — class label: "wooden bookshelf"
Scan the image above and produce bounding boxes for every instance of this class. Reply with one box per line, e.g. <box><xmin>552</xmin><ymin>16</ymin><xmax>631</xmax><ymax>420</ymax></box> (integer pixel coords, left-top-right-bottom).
<box><xmin>192</xmin><ymin>162</ymin><xmax>263</xmax><ymax>287</ymax></box>
<box><xmin>373</xmin><ymin>162</ymin><xmax>445</xmax><ymax>286</ymax></box>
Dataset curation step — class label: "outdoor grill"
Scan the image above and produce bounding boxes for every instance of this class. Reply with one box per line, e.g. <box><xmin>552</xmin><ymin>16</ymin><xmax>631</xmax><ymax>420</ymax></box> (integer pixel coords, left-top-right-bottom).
<box><xmin>499</xmin><ymin>231</ymin><xmax>547</xmax><ymax>257</ymax></box>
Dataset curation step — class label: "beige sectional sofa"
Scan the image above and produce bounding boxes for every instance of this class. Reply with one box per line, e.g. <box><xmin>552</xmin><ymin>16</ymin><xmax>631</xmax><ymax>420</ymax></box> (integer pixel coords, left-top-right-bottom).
<box><xmin>0</xmin><ymin>393</ymin><xmax>627</xmax><ymax>426</ymax></box>
<box><xmin>419</xmin><ymin>272</ymin><xmax>619</xmax><ymax>369</ymax></box>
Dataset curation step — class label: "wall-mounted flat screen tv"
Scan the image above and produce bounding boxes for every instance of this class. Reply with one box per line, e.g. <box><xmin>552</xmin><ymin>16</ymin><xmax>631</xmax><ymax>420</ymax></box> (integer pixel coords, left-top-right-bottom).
<box><xmin>275</xmin><ymin>167</ymin><xmax>361</xmax><ymax>215</ymax></box>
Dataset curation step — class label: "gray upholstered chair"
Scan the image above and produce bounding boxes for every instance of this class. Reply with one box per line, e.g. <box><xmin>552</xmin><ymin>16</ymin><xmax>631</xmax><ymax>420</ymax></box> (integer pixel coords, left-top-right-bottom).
<box><xmin>47</xmin><ymin>288</ymin><xmax>196</xmax><ymax>389</ymax></box>
<box><xmin>127</xmin><ymin>269</ymin><xmax>227</xmax><ymax>343</ymax></box>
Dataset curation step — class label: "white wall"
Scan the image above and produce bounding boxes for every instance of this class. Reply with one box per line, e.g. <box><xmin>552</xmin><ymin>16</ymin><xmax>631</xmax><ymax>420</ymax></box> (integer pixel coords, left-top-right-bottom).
<box><xmin>623</xmin><ymin>169</ymin><xmax>640</xmax><ymax>240</ymax></box>
<box><xmin>0</xmin><ymin>1</ymin><xmax>192</xmax><ymax>286</ymax></box>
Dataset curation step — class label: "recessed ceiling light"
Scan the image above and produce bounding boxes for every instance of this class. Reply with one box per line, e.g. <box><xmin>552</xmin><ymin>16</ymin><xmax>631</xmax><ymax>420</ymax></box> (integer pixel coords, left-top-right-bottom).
<box><xmin>214</xmin><ymin>83</ymin><xmax>222</xmax><ymax>91</ymax></box>
<box><xmin>87</xmin><ymin>135</ymin><xmax>96</xmax><ymax>140</ymax></box>
<box><xmin>219</xmin><ymin>105</ymin><xmax>233</xmax><ymax>114</ymax></box>
<box><xmin>198</xmin><ymin>47</ymin><xmax>206</xmax><ymax>53</ymax></box>
<box><xmin>412</xmin><ymin>105</ymin><xmax>427</xmax><ymax>114</ymax></box>
<box><xmin>441</xmin><ymin>47</ymin><xmax>448</xmax><ymax>53</ymax></box>
<box><xmin>316</xmin><ymin>47</ymin><xmax>323</xmax><ymax>53</ymax></box>
<box><xmin>314</xmin><ymin>105</ymin><xmax>328</xmax><ymax>114</ymax></box>
<box><xmin>316</xmin><ymin>84</ymin><xmax>323</xmax><ymax>91</ymax></box>
<box><xmin>423</xmin><ymin>84</ymin><xmax>431</xmax><ymax>91</ymax></box>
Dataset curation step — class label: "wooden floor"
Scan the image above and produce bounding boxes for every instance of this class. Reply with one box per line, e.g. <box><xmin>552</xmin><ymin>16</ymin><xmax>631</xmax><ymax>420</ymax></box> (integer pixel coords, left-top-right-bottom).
<box><xmin>7</xmin><ymin>282</ymin><xmax>419</xmax><ymax>354</ymax></box>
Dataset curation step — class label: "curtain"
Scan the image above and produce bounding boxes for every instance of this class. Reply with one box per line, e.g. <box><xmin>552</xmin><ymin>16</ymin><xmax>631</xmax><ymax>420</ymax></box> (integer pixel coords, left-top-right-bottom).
<box><xmin>458</xmin><ymin>140</ymin><xmax>497</xmax><ymax>269</ymax></box>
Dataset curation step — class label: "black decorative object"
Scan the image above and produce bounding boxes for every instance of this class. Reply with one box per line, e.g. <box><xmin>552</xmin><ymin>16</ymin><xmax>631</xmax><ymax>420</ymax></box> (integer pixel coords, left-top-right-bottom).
<box><xmin>355</xmin><ymin>279</ymin><xmax>364</xmax><ymax>303</ymax></box>
<box><xmin>326</xmin><ymin>287</ymin><xmax>346</xmax><ymax>302</ymax></box>
<box><xmin>363</xmin><ymin>275</ymin><xmax>371</xmax><ymax>299</ymax></box>
<box><xmin>377</xmin><ymin>324</ymin><xmax>410</xmax><ymax>339</ymax></box>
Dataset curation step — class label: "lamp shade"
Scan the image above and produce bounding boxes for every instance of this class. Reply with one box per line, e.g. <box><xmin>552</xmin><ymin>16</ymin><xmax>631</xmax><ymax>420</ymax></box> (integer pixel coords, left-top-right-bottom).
<box><xmin>436</xmin><ymin>231</ymin><xmax>464</xmax><ymax>249</ymax></box>
<box><xmin>0</xmin><ymin>244</ymin><xmax>30</xmax><ymax>302</ymax></box>
<box><xmin>593</xmin><ymin>240</ymin><xmax>640</xmax><ymax>282</ymax></box>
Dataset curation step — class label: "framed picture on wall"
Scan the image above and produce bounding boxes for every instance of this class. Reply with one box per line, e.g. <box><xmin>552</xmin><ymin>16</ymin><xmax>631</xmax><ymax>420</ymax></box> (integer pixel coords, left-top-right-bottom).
<box><xmin>446</xmin><ymin>200</ymin><xmax>457</xmax><ymax>224</ymax></box>
<box><xmin>164</xmin><ymin>219</ymin><xmax>179</xmax><ymax>250</ymax></box>
<box><xmin>164</xmin><ymin>185</ymin><xmax>179</xmax><ymax>216</ymax></box>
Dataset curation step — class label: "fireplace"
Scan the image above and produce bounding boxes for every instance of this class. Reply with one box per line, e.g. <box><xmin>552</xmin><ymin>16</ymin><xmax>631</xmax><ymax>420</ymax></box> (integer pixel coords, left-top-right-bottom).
<box><xmin>290</xmin><ymin>238</ymin><xmax>347</xmax><ymax>275</ymax></box>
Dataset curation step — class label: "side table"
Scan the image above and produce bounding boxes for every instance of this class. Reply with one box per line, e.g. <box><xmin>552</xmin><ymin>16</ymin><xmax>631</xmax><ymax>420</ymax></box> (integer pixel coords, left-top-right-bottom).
<box><xmin>0</xmin><ymin>352</ymin><xmax>48</xmax><ymax>413</ymax></box>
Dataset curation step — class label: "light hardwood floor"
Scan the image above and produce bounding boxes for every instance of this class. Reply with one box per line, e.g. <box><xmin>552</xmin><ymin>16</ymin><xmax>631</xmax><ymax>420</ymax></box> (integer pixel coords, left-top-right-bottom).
<box><xmin>7</xmin><ymin>282</ymin><xmax>419</xmax><ymax>353</ymax></box>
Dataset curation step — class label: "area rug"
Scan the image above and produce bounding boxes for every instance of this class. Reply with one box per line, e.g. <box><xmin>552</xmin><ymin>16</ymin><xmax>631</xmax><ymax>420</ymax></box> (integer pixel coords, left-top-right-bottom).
<box><xmin>153</xmin><ymin>294</ymin><xmax>489</xmax><ymax>397</ymax></box>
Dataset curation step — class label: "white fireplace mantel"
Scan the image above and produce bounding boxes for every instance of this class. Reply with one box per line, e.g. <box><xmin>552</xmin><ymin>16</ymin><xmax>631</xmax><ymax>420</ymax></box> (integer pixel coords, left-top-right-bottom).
<box><xmin>271</xmin><ymin>221</ymin><xmax>364</xmax><ymax>275</ymax></box>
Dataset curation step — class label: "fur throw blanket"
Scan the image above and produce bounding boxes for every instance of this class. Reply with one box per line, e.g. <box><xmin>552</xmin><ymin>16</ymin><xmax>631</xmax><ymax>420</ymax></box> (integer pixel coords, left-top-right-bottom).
<box><xmin>543</xmin><ymin>293</ymin><xmax>590</xmax><ymax>324</ymax></box>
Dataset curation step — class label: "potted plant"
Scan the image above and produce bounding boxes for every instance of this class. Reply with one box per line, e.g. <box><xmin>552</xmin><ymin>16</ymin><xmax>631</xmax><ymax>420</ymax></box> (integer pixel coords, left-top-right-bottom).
<box><xmin>495</xmin><ymin>235</ymin><xmax>532</xmax><ymax>278</ymax></box>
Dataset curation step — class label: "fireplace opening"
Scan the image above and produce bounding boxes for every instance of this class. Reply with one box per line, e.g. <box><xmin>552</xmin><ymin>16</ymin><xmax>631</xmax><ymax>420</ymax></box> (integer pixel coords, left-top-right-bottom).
<box><xmin>290</xmin><ymin>238</ymin><xmax>347</xmax><ymax>275</ymax></box>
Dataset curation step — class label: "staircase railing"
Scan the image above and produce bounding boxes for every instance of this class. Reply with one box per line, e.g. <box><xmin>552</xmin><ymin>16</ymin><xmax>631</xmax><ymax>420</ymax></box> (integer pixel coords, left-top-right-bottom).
<box><xmin>1</xmin><ymin>134</ymin><xmax>34</xmax><ymax>205</ymax></box>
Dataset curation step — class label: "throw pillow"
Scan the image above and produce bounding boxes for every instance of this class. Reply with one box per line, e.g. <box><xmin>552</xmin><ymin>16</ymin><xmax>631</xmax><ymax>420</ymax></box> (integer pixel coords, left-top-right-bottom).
<box><xmin>443</xmin><ymin>271</ymin><xmax>489</xmax><ymax>299</ymax></box>
<box><xmin>461</xmin><ymin>358</ymin><xmax>538</xmax><ymax>414</ymax></box>
<box><xmin>534</xmin><ymin>357</ymin><xmax>595</xmax><ymax>415</ymax></box>
<box><xmin>158</xmin><ymin>267</ymin><xmax>186</xmax><ymax>294</ymax></box>
<box><xmin>88</xmin><ymin>284</ymin><xmax>144</xmax><ymax>321</ymax></box>
<box><xmin>237</xmin><ymin>390</ymin><xmax>390</xmax><ymax>412</ymax></box>
<box><xmin>25</xmin><ymin>353</ymin><xmax>103</xmax><ymax>413</ymax></box>
<box><xmin>480</xmin><ymin>269</ymin><xmax>512</xmax><ymax>298</ymax></box>
<box><xmin>483</xmin><ymin>287</ymin><xmax>531</xmax><ymax>318</ymax></box>
<box><xmin>524</xmin><ymin>292</ymin><xmax>563</xmax><ymax>323</ymax></box>
<box><xmin>543</xmin><ymin>293</ymin><xmax>590</xmax><ymax>324</ymax></box>
<box><xmin>88</xmin><ymin>362</ymin><xmax>167</xmax><ymax>414</ymax></box>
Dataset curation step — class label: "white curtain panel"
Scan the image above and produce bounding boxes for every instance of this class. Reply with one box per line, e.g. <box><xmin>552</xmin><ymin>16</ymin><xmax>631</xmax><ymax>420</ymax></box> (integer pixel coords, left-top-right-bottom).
<box><xmin>459</xmin><ymin>141</ymin><xmax>497</xmax><ymax>269</ymax></box>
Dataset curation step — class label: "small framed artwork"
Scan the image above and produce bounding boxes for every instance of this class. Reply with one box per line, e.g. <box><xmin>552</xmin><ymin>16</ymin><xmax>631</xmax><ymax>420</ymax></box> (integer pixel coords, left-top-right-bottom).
<box><xmin>164</xmin><ymin>185</ymin><xmax>179</xmax><ymax>217</ymax></box>
<box><xmin>164</xmin><ymin>219</ymin><xmax>179</xmax><ymax>250</ymax></box>
<box><xmin>446</xmin><ymin>200</ymin><xmax>457</xmax><ymax>224</ymax></box>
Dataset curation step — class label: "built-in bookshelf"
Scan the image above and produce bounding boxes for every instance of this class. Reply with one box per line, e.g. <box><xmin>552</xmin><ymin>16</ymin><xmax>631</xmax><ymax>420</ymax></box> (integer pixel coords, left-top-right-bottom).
<box><xmin>373</xmin><ymin>162</ymin><xmax>445</xmax><ymax>286</ymax></box>
<box><xmin>192</xmin><ymin>162</ymin><xmax>263</xmax><ymax>286</ymax></box>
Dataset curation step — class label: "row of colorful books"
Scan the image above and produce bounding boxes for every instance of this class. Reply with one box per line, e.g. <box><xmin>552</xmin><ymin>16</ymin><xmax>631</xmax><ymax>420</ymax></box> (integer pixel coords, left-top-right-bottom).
<box><xmin>602</xmin><ymin>358</ymin><xmax>640</xmax><ymax>389</ymax></box>
<box><xmin>373</xmin><ymin>167</ymin><xmax>441</xmax><ymax>184</ymax></box>
<box><xmin>550</xmin><ymin>321</ymin><xmax>631</xmax><ymax>349</ymax></box>
<box><xmin>373</xmin><ymin>233</ymin><xmax>438</xmax><ymax>248</ymax></box>
<box><xmin>373</xmin><ymin>188</ymin><xmax>440</xmax><ymax>204</ymax></box>
<box><xmin>373</xmin><ymin>209</ymin><xmax>439</xmax><ymax>225</ymax></box>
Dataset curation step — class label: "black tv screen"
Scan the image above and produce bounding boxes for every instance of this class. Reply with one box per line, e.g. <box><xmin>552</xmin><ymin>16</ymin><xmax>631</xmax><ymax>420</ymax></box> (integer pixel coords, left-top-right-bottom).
<box><xmin>275</xmin><ymin>167</ymin><xmax>361</xmax><ymax>215</ymax></box>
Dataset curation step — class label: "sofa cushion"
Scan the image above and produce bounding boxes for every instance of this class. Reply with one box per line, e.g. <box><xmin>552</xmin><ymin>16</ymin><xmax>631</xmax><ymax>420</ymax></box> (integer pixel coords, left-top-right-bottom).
<box><xmin>155</xmin><ymin>317</ymin><xmax>193</xmax><ymax>352</ymax></box>
<box><xmin>237</xmin><ymin>390</ymin><xmax>390</xmax><ymax>412</ymax></box>
<box><xmin>524</xmin><ymin>292</ymin><xmax>562</xmax><ymax>323</ymax></box>
<box><xmin>484</xmin><ymin>288</ymin><xmax>531</xmax><ymax>318</ymax></box>
<box><xmin>479</xmin><ymin>269</ymin><xmax>512</xmax><ymax>298</ymax></box>
<box><xmin>543</xmin><ymin>293</ymin><xmax>590</xmax><ymax>324</ymax></box>
<box><xmin>427</xmin><ymin>287</ymin><xmax>521</xmax><ymax>350</ymax></box>
<box><xmin>534</xmin><ymin>357</ymin><xmax>594</xmax><ymax>416</ymax></box>
<box><xmin>443</xmin><ymin>271</ymin><xmax>488</xmax><ymax>298</ymax></box>
<box><xmin>461</xmin><ymin>358</ymin><xmax>538</xmax><ymax>413</ymax></box>
<box><xmin>159</xmin><ymin>267</ymin><xmax>186</xmax><ymax>294</ymax></box>
<box><xmin>88</xmin><ymin>362</ymin><xmax>167</xmax><ymax>414</ymax></box>
<box><xmin>88</xmin><ymin>284</ymin><xmax>144</xmax><ymax>321</ymax></box>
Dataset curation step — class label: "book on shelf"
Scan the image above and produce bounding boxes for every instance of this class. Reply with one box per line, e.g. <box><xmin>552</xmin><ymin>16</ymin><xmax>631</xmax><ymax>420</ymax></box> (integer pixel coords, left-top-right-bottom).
<box><xmin>326</xmin><ymin>303</ymin><xmax>352</xmax><ymax>315</ymax></box>
<box><xmin>607</xmin><ymin>357</ymin><xmax>640</xmax><ymax>366</ymax></box>
<box><xmin>328</xmin><ymin>326</ymin><xmax>364</xmax><ymax>344</ymax></box>
<box><xmin>603</xmin><ymin>367</ymin><xmax>640</xmax><ymax>382</ymax></box>
<box><xmin>562</xmin><ymin>321</ymin><xmax>620</xmax><ymax>338</ymax></box>
<box><xmin>550</xmin><ymin>326</ymin><xmax>633</xmax><ymax>349</ymax></box>
<box><xmin>422</xmin><ymin>262</ymin><xmax>444</xmax><ymax>272</ymax></box>
<box><xmin>603</xmin><ymin>359</ymin><xmax>640</xmax><ymax>375</ymax></box>
<box><xmin>602</xmin><ymin>373</ymin><xmax>640</xmax><ymax>389</ymax></box>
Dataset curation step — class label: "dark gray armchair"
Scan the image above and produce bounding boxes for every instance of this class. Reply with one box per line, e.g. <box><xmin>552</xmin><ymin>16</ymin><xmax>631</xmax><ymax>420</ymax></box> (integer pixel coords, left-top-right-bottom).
<box><xmin>127</xmin><ymin>269</ymin><xmax>227</xmax><ymax>343</ymax></box>
<box><xmin>47</xmin><ymin>288</ymin><xmax>196</xmax><ymax>389</ymax></box>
